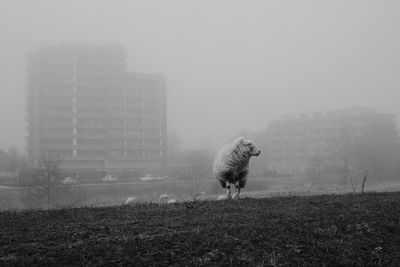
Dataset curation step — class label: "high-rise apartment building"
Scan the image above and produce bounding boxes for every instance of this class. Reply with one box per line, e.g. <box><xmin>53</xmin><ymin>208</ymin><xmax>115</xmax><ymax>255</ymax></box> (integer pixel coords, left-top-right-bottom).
<box><xmin>267</xmin><ymin>108</ymin><xmax>396</xmax><ymax>175</ymax></box>
<box><xmin>26</xmin><ymin>44</ymin><xmax>167</xmax><ymax>174</ymax></box>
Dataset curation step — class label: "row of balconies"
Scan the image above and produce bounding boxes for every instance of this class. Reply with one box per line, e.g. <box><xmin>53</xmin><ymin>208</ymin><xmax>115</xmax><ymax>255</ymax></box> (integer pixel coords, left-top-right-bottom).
<box><xmin>269</xmin><ymin>121</ymin><xmax>382</xmax><ymax>135</ymax></box>
<box><xmin>39</xmin><ymin>105</ymin><xmax>163</xmax><ymax>113</ymax></box>
<box><xmin>39</xmin><ymin>149</ymin><xmax>163</xmax><ymax>160</ymax></box>
<box><xmin>37</xmin><ymin>77</ymin><xmax>163</xmax><ymax>91</ymax></box>
<box><xmin>56</xmin><ymin>119</ymin><xmax>162</xmax><ymax>126</ymax></box>
<box><xmin>269</xmin><ymin>127</ymin><xmax>359</xmax><ymax>137</ymax></box>
<box><xmin>269</xmin><ymin>139</ymin><xmax>334</xmax><ymax>146</ymax></box>
<box><xmin>57</xmin><ymin>154</ymin><xmax>163</xmax><ymax>161</ymax></box>
<box><xmin>268</xmin><ymin>131</ymin><xmax>364</xmax><ymax>142</ymax></box>
<box><xmin>39</xmin><ymin>144</ymin><xmax>163</xmax><ymax>151</ymax></box>
<box><xmin>269</xmin><ymin>153</ymin><xmax>336</xmax><ymax>163</ymax></box>
<box><xmin>36</xmin><ymin>88</ymin><xmax>163</xmax><ymax>103</ymax></box>
<box><xmin>269</xmin><ymin>150</ymin><xmax>334</xmax><ymax>157</ymax></box>
<box><xmin>38</xmin><ymin>111</ymin><xmax>163</xmax><ymax>120</ymax></box>
<box><xmin>38</xmin><ymin>131</ymin><xmax>165</xmax><ymax>139</ymax></box>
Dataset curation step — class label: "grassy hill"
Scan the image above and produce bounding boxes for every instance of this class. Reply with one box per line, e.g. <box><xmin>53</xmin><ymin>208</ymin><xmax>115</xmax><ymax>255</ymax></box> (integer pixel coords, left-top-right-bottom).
<box><xmin>1</xmin><ymin>192</ymin><xmax>399</xmax><ymax>266</ymax></box>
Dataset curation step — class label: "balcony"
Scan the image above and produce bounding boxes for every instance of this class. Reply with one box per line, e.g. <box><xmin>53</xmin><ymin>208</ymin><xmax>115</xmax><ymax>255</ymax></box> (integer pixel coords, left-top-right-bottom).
<box><xmin>40</xmin><ymin>131</ymin><xmax>74</xmax><ymax>138</ymax></box>
<box><xmin>75</xmin><ymin>144</ymin><xmax>105</xmax><ymax>149</ymax></box>
<box><xmin>40</xmin><ymin>144</ymin><xmax>75</xmax><ymax>150</ymax></box>
<box><xmin>75</xmin><ymin>108</ymin><xmax>106</xmax><ymax>118</ymax></box>
<box><xmin>107</xmin><ymin>143</ymin><xmax>125</xmax><ymax>150</ymax></box>
<box><xmin>41</xmin><ymin>122</ymin><xmax>74</xmax><ymax>128</ymax></box>
<box><xmin>75</xmin><ymin>123</ymin><xmax>105</xmax><ymax>129</ymax></box>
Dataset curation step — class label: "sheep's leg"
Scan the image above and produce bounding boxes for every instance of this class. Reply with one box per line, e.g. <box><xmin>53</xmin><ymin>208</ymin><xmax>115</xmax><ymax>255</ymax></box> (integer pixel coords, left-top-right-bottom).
<box><xmin>226</xmin><ymin>183</ymin><xmax>232</xmax><ymax>199</ymax></box>
<box><xmin>236</xmin><ymin>171</ymin><xmax>248</xmax><ymax>200</ymax></box>
<box><xmin>236</xmin><ymin>183</ymin><xmax>241</xmax><ymax>199</ymax></box>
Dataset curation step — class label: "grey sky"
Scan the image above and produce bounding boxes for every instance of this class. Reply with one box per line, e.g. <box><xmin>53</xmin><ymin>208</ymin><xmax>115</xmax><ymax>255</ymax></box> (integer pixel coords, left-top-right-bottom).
<box><xmin>1</xmin><ymin>0</ymin><xmax>399</xmax><ymax>152</ymax></box>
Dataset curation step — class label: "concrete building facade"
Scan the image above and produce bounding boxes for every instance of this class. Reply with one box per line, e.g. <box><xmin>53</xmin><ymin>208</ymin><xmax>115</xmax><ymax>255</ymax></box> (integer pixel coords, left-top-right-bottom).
<box><xmin>26</xmin><ymin>44</ymin><xmax>167</xmax><ymax>174</ymax></box>
<box><xmin>267</xmin><ymin>108</ymin><xmax>396</xmax><ymax>175</ymax></box>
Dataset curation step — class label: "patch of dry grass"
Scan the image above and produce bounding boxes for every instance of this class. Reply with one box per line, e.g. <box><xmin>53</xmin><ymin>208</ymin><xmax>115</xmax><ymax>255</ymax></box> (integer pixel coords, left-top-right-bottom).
<box><xmin>1</xmin><ymin>192</ymin><xmax>399</xmax><ymax>266</ymax></box>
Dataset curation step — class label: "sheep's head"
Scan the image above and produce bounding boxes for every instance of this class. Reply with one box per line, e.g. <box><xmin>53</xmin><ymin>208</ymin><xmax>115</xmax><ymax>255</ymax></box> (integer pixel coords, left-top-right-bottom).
<box><xmin>243</xmin><ymin>139</ymin><xmax>261</xmax><ymax>157</ymax></box>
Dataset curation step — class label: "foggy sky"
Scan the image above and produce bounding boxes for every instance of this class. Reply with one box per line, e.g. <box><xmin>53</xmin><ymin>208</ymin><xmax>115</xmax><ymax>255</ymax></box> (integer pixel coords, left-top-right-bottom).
<box><xmin>1</xmin><ymin>0</ymin><xmax>400</xmax><ymax>152</ymax></box>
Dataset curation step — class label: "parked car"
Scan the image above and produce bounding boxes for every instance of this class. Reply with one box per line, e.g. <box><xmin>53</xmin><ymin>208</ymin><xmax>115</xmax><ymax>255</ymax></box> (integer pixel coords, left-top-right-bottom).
<box><xmin>178</xmin><ymin>175</ymin><xmax>195</xmax><ymax>181</ymax></box>
<box><xmin>61</xmin><ymin>177</ymin><xmax>77</xmax><ymax>185</ymax></box>
<box><xmin>102</xmin><ymin>175</ymin><xmax>118</xmax><ymax>183</ymax></box>
<box><xmin>139</xmin><ymin>174</ymin><xmax>164</xmax><ymax>182</ymax></box>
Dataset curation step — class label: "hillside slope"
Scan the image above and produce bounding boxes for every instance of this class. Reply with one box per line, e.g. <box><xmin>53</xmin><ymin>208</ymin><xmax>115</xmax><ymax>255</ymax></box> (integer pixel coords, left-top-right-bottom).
<box><xmin>1</xmin><ymin>192</ymin><xmax>399</xmax><ymax>266</ymax></box>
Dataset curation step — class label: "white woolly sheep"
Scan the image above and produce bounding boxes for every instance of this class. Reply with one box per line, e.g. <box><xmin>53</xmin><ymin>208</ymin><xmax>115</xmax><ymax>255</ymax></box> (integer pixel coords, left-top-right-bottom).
<box><xmin>213</xmin><ymin>136</ymin><xmax>261</xmax><ymax>199</ymax></box>
<box><xmin>125</xmin><ymin>196</ymin><xmax>137</xmax><ymax>205</ymax></box>
<box><xmin>159</xmin><ymin>194</ymin><xmax>169</xmax><ymax>202</ymax></box>
<box><xmin>217</xmin><ymin>194</ymin><xmax>227</xmax><ymax>201</ymax></box>
<box><xmin>167</xmin><ymin>198</ymin><xmax>177</xmax><ymax>204</ymax></box>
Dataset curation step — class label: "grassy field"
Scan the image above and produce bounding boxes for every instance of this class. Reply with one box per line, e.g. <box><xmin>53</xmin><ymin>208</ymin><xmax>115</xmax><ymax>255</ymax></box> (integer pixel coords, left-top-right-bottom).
<box><xmin>1</xmin><ymin>192</ymin><xmax>399</xmax><ymax>266</ymax></box>
<box><xmin>0</xmin><ymin>177</ymin><xmax>304</xmax><ymax>209</ymax></box>
<box><xmin>3</xmin><ymin>176</ymin><xmax>399</xmax><ymax>210</ymax></box>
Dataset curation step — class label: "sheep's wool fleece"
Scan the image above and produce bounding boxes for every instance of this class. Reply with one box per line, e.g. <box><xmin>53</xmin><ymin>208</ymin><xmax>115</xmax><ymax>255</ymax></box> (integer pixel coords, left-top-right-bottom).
<box><xmin>213</xmin><ymin>137</ymin><xmax>254</xmax><ymax>185</ymax></box>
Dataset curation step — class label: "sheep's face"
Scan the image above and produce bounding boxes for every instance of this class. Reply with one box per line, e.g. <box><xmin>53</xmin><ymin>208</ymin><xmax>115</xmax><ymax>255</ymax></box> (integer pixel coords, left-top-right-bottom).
<box><xmin>243</xmin><ymin>140</ymin><xmax>261</xmax><ymax>157</ymax></box>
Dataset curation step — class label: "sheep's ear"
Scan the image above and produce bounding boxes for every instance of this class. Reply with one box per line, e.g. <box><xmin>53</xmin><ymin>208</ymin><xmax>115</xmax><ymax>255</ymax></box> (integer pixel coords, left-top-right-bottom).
<box><xmin>243</xmin><ymin>139</ymin><xmax>252</xmax><ymax>146</ymax></box>
<box><xmin>234</xmin><ymin>136</ymin><xmax>245</xmax><ymax>144</ymax></box>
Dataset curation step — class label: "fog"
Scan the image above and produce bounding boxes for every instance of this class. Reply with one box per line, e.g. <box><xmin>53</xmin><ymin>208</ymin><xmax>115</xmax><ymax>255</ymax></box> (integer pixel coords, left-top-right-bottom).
<box><xmin>1</xmin><ymin>0</ymin><xmax>400</xmax><ymax>152</ymax></box>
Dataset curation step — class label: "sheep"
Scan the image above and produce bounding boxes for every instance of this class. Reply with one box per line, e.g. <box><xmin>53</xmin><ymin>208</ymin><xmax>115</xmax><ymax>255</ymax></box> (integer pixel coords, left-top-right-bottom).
<box><xmin>213</xmin><ymin>136</ymin><xmax>261</xmax><ymax>199</ymax></box>
<box><xmin>217</xmin><ymin>194</ymin><xmax>227</xmax><ymax>200</ymax></box>
<box><xmin>124</xmin><ymin>196</ymin><xmax>137</xmax><ymax>205</ymax></box>
<box><xmin>167</xmin><ymin>198</ymin><xmax>177</xmax><ymax>204</ymax></box>
<box><xmin>159</xmin><ymin>194</ymin><xmax>169</xmax><ymax>202</ymax></box>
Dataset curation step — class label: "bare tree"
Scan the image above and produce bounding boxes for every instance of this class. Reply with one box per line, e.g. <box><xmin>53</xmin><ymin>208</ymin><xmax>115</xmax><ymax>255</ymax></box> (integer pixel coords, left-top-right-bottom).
<box><xmin>20</xmin><ymin>154</ymin><xmax>87</xmax><ymax>209</ymax></box>
<box><xmin>19</xmin><ymin>154</ymin><xmax>61</xmax><ymax>209</ymax></box>
<box><xmin>306</xmin><ymin>154</ymin><xmax>327</xmax><ymax>190</ymax></box>
<box><xmin>332</xmin><ymin>126</ymin><xmax>355</xmax><ymax>187</ymax></box>
<box><xmin>38</xmin><ymin>154</ymin><xmax>61</xmax><ymax>208</ymax></box>
<box><xmin>167</xmin><ymin>131</ymin><xmax>182</xmax><ymax>157</ymax></box>
<box><xmin>330</xmin><ymin>119</ymin><xmax>398</xmax><ymax>192</ymax></box>
<box><xmin>183</xmin><ymin>150</ymin><xmax>213</xmax><ymax>180</ymax></box>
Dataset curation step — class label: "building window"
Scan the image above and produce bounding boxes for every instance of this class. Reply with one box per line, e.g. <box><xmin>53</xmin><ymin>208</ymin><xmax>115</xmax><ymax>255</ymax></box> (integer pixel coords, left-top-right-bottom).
<box><xmin>76</xmin><ymin>139</ymin><xmax>104</xmax><ymax>146</ymax></box>
<box><xmin>109</xmin><ymin>150</ymin><xmax>125</xmax><ymax>156</ymax></box>
<box><xmin>127</xmin><ymin>149</ymin><xmax>142</xmax><ymax>156</ymax></box>
<box><xmin>77</xmin><ymin>86</ymin><xmax>102</xmax><ymax>93</ymax></box>
<box><xmin>144</xmin><ymin>130</ymin><xmax>160</xmax><ymax>136</ymax></box>
<box><xmin>144</xmin><ymin>119</ymin><xmax>160</xmax><ymax>126</ymax></box>
<box><xmin>108</xmin><ymin>129</ymin><xmax>124</xmax><ymax>135</ymax></box>
<box><xmin>127</xmin><ymin>139</ymin><xmax>142</xmax><ymax>146</ymax></box>
<box><xmin>78</xmin><ymin>107</ymin><xmax>104</xmax><ymax>114</ymax></box>
<box><xmin>43</xmin><ymin>106</ymin><xmax>72</xmax><ymax>114</ymax></box>
<box><xmin>143</xmin><ymin>99</ymin><xmax>159</xmax><ymax>105</ymax></box>
<box><xmin>109</xmin><ymin>108</ymin><xmax>125</xmax><ymax>115</ymax></box>
<box><xmin>111</xmin><ymin>139</ymin><xmax>125</xmax><ymax>145</ymax></box>
<box><xmin>45</xmin><ymin>96</ymin><xmax>72</xmax><ymax>104</ymax></box>
<box><xmin>107</xmin><ymin>119</ymin><xmax>124</xmax><ymax>126</ymax></box>
<box><xmin>76</xmin><ymin>150</ymin><xmax>105</xmax><ymax>156</ymax></box>
<box><xmin>77</xmin><ymin>118</ymin><xmax>104</xmax><ymax>125</ymax></box>
<box><xmin>41</xmin><ymin>139</ymin><xmax>73</xmax><ymax>145</ymax></box>
<box><xmin>143</xmin><ymin>109</ymin><xmax>159</xmax><ymax>116</ymax></box>
<box><xmin>144</xmin><ymin>140</ymin><xmax>160</xmax><ymax>147</ymax></box>
<box><xmin>43</xmin><ymin>118</ymin><xmax>71</xmax><ymax>124</ymax></box>
<box><xmin>126</xmin><ymin>129</ymin><xmax>141</xmax><ymax>136</ymax></box>
<box><xmin>77</xmin><ymin>97</ymin><xmax>104</xmax><ymax>104</ymax></box>
<box><xmin>143</xmin><ymin>88</ymin><xmax>159</xmax><ymax>95</ymax></box>
<box><xmin>108</xmin><ymin>97</ymin><xmax>124</xmax><ymax>105</ymax></box>
<box><xmin>42</xmin><ymin>128</ymin><xmax>73</xmax><ymax>135</ymax></box>
<box><xmin>43</xmin><ymin>150</ymin><xmax>73</xmax><ymax>157</ymax></box>
<box><xmin>76</xmin><ymin>128</ymin><xmax>104</xmax><ymax>135</ymax></box>
<box><xmin>127</xmin><ymin>98</ymin><xmax>142</xmax><ymax>105</ymax></box>
<box><xmin>126</xmin><ymin>119</ymin><xmax>143</xmax><ymax>126</ymax></box>
<box><xmin>127</xmin><ymin>108</ymin><xmax>142</xmax><ymax>115</ymax></box>
<box><xmin>144</xmin><ymin>149</ymin><xmax>161</xmax><ymax>157</ymax></box>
